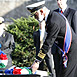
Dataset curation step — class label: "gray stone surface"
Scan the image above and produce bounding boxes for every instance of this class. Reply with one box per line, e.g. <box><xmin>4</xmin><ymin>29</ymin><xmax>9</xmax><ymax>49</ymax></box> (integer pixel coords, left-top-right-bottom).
<box><xmin>0</xmin><ymin>0</ymin><xmax>77</xmax><ymax>23</ymax></box>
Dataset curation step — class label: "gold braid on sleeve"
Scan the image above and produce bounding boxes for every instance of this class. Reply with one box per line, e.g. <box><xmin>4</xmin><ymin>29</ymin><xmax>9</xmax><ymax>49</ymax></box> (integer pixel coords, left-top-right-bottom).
<box><xmin>37</xmin><ymin>49</ymin><xmax>46</xmax><ymax>59</ymax></box>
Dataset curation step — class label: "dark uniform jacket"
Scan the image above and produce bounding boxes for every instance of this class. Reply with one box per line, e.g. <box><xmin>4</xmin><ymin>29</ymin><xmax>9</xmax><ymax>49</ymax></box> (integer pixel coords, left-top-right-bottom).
<box><xmin>0</xmin><ymin>31</ymin><xmax>15</xmax><ymax>70</ymax></box>
<box><xmin>36</xmin><ymin>11</ymin><xmax>77</xmax><ymax>77</ymax></box>
<box><xmin>33</xmin><ymin>30</ymin><xmax>40</xmax><ymax>56</ymax></box>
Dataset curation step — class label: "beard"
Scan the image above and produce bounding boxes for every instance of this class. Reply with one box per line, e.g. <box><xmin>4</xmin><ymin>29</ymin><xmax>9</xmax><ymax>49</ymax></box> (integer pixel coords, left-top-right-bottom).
<box><xmin>38</xmin><ymin>16</ymin><xmax>44</xmax><ymax>22</ymax></box>
<box><xmin>38</xmin><ymin>12</ymin><xmax>44</xmax><ymax>22</ymax></box>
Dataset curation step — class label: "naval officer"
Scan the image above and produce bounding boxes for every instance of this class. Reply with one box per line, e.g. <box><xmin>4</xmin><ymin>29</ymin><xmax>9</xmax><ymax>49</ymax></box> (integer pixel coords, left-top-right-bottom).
<box><xmin>27</xmin><ymin>1</ymin><xmax>77</xmax><ymax>77</ymax></box>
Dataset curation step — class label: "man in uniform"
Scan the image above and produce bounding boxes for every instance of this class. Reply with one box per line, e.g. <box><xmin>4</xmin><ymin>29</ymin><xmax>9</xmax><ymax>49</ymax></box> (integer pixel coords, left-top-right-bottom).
<box><xmin>0</xmin><ymin>17</ymin><xmax>15</xmax><ymax>73</ymax></box>
<box><xmin>27</xmin><ymin>1</ymin><xmax>77</xmax><ymax>77</ymax></box>
<box><xmin>27</xmin><ymin>1</ymin><xmax>56</xmax><ymax>77</ymax></box>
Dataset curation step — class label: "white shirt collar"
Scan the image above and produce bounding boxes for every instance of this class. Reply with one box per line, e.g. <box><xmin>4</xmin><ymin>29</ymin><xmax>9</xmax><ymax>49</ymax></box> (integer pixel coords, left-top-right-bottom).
<box><xmin>59</xmin><ymin>5</ymin><xmax>67</xmax><ymax>12</ymax></box>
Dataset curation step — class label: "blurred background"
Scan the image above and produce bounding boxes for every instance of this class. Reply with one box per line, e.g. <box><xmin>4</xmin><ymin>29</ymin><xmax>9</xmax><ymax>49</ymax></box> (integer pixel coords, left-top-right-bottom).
<box><xmin>0</xmin><ymin>0</ymin><xmax>77</xmax><ymax>24</ymax></box>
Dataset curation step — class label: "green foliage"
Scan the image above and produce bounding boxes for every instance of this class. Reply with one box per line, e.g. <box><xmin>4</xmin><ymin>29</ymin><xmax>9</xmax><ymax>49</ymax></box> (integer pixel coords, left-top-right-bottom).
<box><xmin>6</xmin><ymin>16</ymin><xmax>39</xmax><ymax>67</ymax></box>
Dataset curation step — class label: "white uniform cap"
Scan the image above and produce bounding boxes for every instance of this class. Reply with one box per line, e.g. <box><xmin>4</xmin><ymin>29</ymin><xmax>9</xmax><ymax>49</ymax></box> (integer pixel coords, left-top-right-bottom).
<box><xmin>26</xmin><ymin>1</ymin><xmax>45</xmax><ymax>13</ymax></box>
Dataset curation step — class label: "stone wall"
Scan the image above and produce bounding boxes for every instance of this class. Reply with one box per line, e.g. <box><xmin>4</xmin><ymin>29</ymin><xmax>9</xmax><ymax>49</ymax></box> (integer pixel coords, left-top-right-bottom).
<box><xmin>0</xmin><ymin>0</ymin><xmax>77</xmax><ymax>23</ymax></box>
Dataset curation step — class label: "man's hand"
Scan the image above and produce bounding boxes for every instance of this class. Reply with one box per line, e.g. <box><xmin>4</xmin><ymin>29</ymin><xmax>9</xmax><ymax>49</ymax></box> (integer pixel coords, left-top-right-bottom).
<box><xmin>31</xmin><ymin>61</ymin><xmax>40</xmax><ymax>74</ymax></box>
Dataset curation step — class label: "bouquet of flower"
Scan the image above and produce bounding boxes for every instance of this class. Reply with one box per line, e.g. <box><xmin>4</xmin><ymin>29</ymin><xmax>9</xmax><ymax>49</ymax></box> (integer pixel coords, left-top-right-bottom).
<box><xmin>4</xmin><ymin>66</ymin><xmax>32</xmax><ymax>75</ymax></box>
<box><xmin>0</xmin><ymin>44</ymin><xmax>8</xmax><ymax>68</ymax></box>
